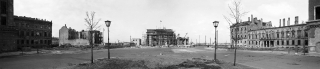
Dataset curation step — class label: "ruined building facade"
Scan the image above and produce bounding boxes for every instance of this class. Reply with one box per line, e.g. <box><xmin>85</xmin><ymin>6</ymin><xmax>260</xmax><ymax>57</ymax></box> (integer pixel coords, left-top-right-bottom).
<box><xmin>230</xmin><ymin>15</ymin><xmax>273</xmax><ymax>48</ymax></box>
<box><xmin>146</xmin><ymin>29</ymin><xmax>176</xmax><ymax>46</ymax></box>
<box><xmin>230</xmin><ymin>15</ymin><xmax>309</xmax><ymax>49</ymax></box>
<box><xmin>59</xmin><ymin>25</ymin><xmax>103</xmax><ymax>46</ymax></box>
<box><xmin>177</xmin><ymin>37</ymin><xmax>189</xmax><ymax>45</ymax></box>
<box><xmin>306</xmin><ymin>0</ymin><xmax>320</xmax><ymax>53</ymax></box>
<box><xmin>230</xmin><ymin>0</ymin><xmax>320</xmax><ymax>53</ymax></box>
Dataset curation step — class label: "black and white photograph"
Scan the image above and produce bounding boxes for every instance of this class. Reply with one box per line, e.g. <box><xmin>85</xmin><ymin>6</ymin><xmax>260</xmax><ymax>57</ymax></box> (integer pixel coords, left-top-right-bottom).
<box><xmin>0</xmin><ymin>0</ymin><xmax>320</xmax><ymax>69</ymax></box>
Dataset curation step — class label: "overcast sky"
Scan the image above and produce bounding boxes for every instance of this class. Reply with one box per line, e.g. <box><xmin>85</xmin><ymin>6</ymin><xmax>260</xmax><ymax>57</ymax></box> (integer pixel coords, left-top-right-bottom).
<box><xmin>14</xmin><ymin>0</ymin><xmax>308</xmax><ymax>43</ymax></box>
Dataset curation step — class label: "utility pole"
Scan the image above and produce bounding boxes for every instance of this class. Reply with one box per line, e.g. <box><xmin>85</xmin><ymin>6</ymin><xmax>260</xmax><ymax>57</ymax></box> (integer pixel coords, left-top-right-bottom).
<box><xmin>205</xmin><ymin>35</ymin><xmax>207</xmax><ymax>45</ymax></box>
<box><xmin>199</xmin><ymin>35</ymin><xmax>200</xmax><ymax>45</ymax></box>
<box><xmin>103</xmin><ymin>28</ymin><xmax>105</xmax><ymax>45</ymax></box>
<box><xmin>196</xmin><ymin>39</ymin><xmax>197</xmax><ymax>46</ymax></box>
<box><xmin>210</xmin><ymin>37</ymin><xmax>212</xmax><ymax>47</ymax></box>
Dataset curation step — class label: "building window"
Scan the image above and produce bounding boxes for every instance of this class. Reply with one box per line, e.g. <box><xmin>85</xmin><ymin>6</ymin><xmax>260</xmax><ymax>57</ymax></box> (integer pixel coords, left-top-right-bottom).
<box><xmin>298</xmin><ymin>40</ymin><xmax>301</xmax><ymax>45</ymax></box>
<box><xmin>26</xmin><ymin>32</ymin><xmax>30</xmax><ymax>36</ymax></box>
<box><xmin>31</xmin><ymin>31</ymin><xmax>34</xmax><ymax>36</ymax></box>
<box><xmin>44</xmin><ymin>32</ymin><xmax>47</xmax><ymax>37</ymax></box>
<box><xmin>1</xmin><ymin>1</ymin><xmax>7</xmax><ymax>14</ymax></box>
<box><xmin>282</xmin><ymin>40</ymin><xmax>284</xmax><ymax>45</ymax></box>
<box><xmin>48</xmin><ymin>40</ymin><xmax>52</xmax><ymax>44</ymax></box>
<box><xmin>277</xmin><ymin>32</ymin><xmax>279</xmax><ymax>38</ymax></box>
<box><xmin>305</xmin><ymin>40</ymin><xmax>308</xmax><ymax>45</ymax></box>
<box><xmin>17</xmin><ymin>40</ymin><xmax>20</xmax><ymax>44</ymax></box>
<box><xmin>292</xmin><ymin>30</ymin><xmax>295</xmax><ymax>37</ymax></box>
<box><xmin>31</xmin><ymin>40</ymin><xmax>34</xmax><ymax>44</ymax></box>
<box><xmin>26</xmin><ymin>40</ymin><xmax>29</xmax><ymax>44</ymax></box>
<box><xmin>305</xmin><ymin>31</ymin><xmax>308</xmax><ymax>37</ymax></box>
<box><xmin>20</xmin><ymin>40</ymin><xmax>24</xmax><ymax>44</ymax></box>
<box><xmin>292</xmin><ymin>40</ymin><xmax>295</xmax><ymax>45</ymax></box>
<box><xmin>297</xmin><ymin>30</ymin><xmax>302</xmax><ymax>38</ymax></box>
<box><xmin>287</xmin><ymin>40</ymin><xmax>289</xmax><ymax>45</ymax></box>
<box><xmin>1</xmin><ymin>17</ymin><xmax>6</xmax><ymax>25</ymax></box>
<box><xmin>40</xmin><ymin>40</ymin><xmax>43</xmax><ymax>44</ymax></box>
<box><xmin>277</xmin><ymin>41</ymin><xmax>279</xmax><ymax>45</ymax></box>
<box><xmin>315</xmin><ymin>6</ymin><xmax>320</xmax><ymax>20</ymax></box>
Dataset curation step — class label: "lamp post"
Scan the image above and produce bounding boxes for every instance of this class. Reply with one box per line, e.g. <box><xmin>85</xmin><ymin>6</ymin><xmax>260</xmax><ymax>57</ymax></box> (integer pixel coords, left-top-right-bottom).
<box><xmin>213</xmin><ymin>21</ymin><xmax>219</xmax><ymax>61</ymax></box>
<box><xmin>105</xmin><ymin>20</ymin><xmax>111</xmax><ymax>59</ymax></box>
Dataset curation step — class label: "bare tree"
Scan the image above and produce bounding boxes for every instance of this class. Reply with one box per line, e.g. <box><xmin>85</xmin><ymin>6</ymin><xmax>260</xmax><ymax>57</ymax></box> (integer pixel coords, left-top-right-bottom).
<box><xmin>223</xmin><ymin>0</ymin><xmax>248</xmax><ymax>66</ymax></box>
<box><xmin>224</xmin><ymin>0</ymin><xmax>248</xmax><ymax>26</ymax></box>
<box><xmin>84</xmin><ymin>11</ymin><xmax>101</xmax><ymax>63</ymax></box>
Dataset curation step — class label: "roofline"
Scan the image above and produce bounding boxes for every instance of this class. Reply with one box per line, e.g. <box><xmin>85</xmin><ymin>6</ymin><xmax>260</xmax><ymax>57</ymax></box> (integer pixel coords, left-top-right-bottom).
<box><xmin>249</xmin><ymin>23</ymin><xmax>307</xmax><ymax>31</ymax></box>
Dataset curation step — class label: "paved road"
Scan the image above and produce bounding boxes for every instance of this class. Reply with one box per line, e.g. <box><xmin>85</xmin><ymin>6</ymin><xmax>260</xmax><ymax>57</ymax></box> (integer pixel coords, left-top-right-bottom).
<box><xmin>172</xmin><ymin>47</ymin><xmax>320</xmax><ymax>69</ymax></box>
<box><xmin>0</xmin><ymin>47</ymin><xmax>319</xmax><ymax>69</ymax></box>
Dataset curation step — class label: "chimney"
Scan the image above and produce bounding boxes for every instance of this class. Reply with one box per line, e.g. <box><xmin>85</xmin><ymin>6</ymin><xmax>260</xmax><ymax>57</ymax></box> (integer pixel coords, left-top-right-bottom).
<box><xmin>283</xmin><ymin>18</ymin><xmax>286</xmax><ymax>26</ymax></box>
<box><xmin>261</xmin><ymin>18</ymin><xmax>263</xmax><ymax>22</ymax></box>
<box><xmin>248</xmin><ymin>17</ymin><xmax>250</xmax><ymax>21</ymax></box>
<box><xmin>251</xmin><ymin>14</ymin><xmax>253</xmax><ymax>23</ymax></box>
<box><xmin>295</xmin><ymin>16</ymin><xmax>299</xmax><ymax>25</ymax></box>
<box><xmin>287</xmin><ymin>17</ymin><xmax>290</xmax><ymax>26</ymax></box>
<box><xmin>279</xmin><ymin>19</ymin><xmax>281</xmax><ymax>27</ymax></box>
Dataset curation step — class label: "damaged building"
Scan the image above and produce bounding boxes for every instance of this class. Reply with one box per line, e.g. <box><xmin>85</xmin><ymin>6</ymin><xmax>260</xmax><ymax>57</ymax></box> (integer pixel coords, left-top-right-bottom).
<box><xmin>0</xmin><ymin>0</ymin><xmax>53</xmax><ymax>52</ymax></box>
<box><xmin>230</xmin><ymin>0</ymin><xmax>320</xmax><ymax>53</ymax></box>
<box><xmin>146</xmin><ymin>29</ymin><xmax>177</xmax><ymax>46</ymax></box>
<box><xmin>59</xmin><ymin>25</ymin><xmax>103</xmax><ymax>46</ymax></box>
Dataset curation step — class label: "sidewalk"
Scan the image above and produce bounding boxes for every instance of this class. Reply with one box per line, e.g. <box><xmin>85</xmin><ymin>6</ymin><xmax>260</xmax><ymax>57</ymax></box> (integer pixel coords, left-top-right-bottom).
<box><xmin>0</xmin><ymin>49</ymin><xmax>90</xmax><ymax>58</ymax></box>
<box><xmin>240</xmin><ymin>50</ymin><xmax>320</xmax><ymax>57</ymax></box>
<box><xmin>0</xmin><ymin>51</ymin><xmax>45</xmax><ymax>57</ymax></box>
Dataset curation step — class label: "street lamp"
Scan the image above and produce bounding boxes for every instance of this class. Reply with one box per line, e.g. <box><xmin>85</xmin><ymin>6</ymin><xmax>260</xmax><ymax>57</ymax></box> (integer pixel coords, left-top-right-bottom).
<box><xmin>105</xmin><ymin>20</ymin><xmax>111</xmax><ymax>59</ymax></box>
<box><xmin>213</xmin><ymin>21</ymin><xmax>219</xmax><ymax>61</ymax></box>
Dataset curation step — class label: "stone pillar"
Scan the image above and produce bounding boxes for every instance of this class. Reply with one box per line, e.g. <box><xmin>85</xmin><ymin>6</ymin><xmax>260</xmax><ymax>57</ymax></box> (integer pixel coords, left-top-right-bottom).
<box><xmin>268</xmin><ymin>41</ymin><xmax>270</xmax><ymax>47</ymax></box>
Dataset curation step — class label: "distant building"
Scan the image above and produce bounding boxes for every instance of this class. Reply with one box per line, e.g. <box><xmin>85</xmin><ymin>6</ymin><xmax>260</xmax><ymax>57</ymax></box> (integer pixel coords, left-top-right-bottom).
<box><xmin>141</xmin><ymin>34</ymin><xmax>147</xmax><ymax>46</ymax></box>
<box><xmin>59</xmin><ymin>25</ymin><xmax>103</xmax><ymax>46</ymax></box>
<box><xmin>177</xmin><ymin>37</ymin><xmax>189</xmax><ymax>45</ymax></box>
<box><xmin>131</xmin><ymin>38</ymin><xmax>141</xmax><ymax>46</ymax></box>
<box><xmin>146</xmin><ymin>29</ymin><xmax>176</xmax><ymax>46</ymax></box>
